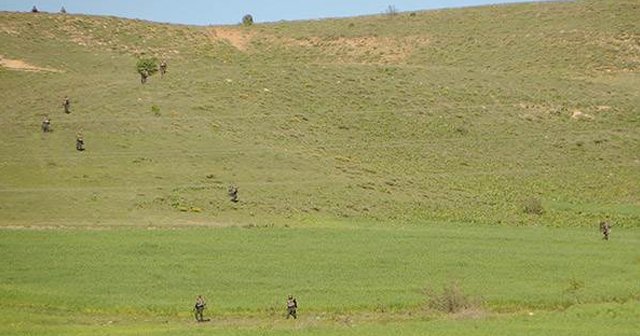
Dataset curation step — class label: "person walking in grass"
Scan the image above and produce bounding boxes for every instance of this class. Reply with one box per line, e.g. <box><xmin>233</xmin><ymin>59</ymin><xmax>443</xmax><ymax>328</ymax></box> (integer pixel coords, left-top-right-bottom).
<box><xmin>76</xmin><ymin>133</ymin><xmax>85</xmax><ymax>151</ymax></box>
<box><xmin>228</xmin><ymin>185</ymin><xmax>239</xmax><ymax>203</ymax></box>
<box><xmin>63</xmin><ymin>96</ymin><xmax>71</xmax><ymax>113</ymax></box>
<box><xmin>599</xmin><ymin>221</ymin><xmax>612</xmax><ymax>240</ymax></box>
<box><xmin>194</xmin><ymin>295</ymin><xmax>207</xmax><ymax>322</ymax></box>
<box><xmin>41</xmin><ymin>116</ymin><xmax>51</xmax><ymax>132</ymax></box>
<box><xmin>140</xmin><ymin>69</ymin><xmax>149</xmax><ymax>84</ymax></box>
<box><xmin>159</xmin><ymin>60</ymin><xmax>167</xmax><ymax>78</ymax></box>
<box><xmin>286</xmin><ymin>295</ymin><xmax>298</xmax><ymax>319</ymax></box>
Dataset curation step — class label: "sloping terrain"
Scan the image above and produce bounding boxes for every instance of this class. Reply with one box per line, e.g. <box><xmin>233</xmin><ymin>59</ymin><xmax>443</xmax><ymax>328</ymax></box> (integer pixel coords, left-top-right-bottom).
<box><xmin>1</xmin><ymin>0</ymin><xmax>638</xmax><ymax>229</ymax></box>
<box><xmin>0</xmin><ymin>1</ymin><xmax>639</xmax><ymax>335</ymax></box>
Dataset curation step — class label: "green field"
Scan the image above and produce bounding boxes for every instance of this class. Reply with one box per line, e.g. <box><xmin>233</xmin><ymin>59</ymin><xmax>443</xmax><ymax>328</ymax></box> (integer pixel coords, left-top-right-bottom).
<box><xmin>0</xmin><ymin>0</ymin><xmax>639</xmax><ymax>334</ymax></box>
<box><xmin>1</xmin><ymin>225</ymin><xmax>639</xmax><ymax>335</ymax></box>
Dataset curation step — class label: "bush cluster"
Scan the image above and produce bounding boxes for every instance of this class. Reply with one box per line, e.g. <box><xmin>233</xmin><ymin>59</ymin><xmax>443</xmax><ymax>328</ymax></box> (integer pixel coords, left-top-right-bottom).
<box><xmin>424</xmin><ymin>282</ymin><xmax>481</xmax><ymax>313</ymax></box>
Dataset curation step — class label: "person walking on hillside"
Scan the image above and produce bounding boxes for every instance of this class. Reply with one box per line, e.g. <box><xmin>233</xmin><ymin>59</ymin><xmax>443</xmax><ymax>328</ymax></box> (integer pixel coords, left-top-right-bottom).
<box><xmin>286</xmin><ymin>295</ymin><xmax>298</xmax><ymax>319</ymax></box>
<box><xmin>76</xmin><ymin>133</ymin><xmax>85</xmax><ymax>151</ymax></box>
<box><xmin>159</xmin><ymin>60</ymin><xmax>167</xmax><ymax>78</ymax></box>
<box><xmin>194</xmin><ymin>295</ymin><xmax>207</xmax><ymax>322</ymax></box>
<box><xmin>228</xmin><ymin>185</ymin><xmax>239</xmax><ymax>203</ymax></box>
<box><xmin>599</xmin><ymin>221</ymin><xmax>612</xmax><ymax>240</ymax></box>
<box><xmin>140</xmin><ymin>69</ymin><xmax>149</xmax><ymax>84</ymax></box>
<box><xmin>63</xmin><ymin>96</ymin><xmax>71</xmax><ymax>113</ymax></box>
<box><xmin>41</xmin><ymin>116</ymin><xmax>51</xmax><ymax>133</ymax></box>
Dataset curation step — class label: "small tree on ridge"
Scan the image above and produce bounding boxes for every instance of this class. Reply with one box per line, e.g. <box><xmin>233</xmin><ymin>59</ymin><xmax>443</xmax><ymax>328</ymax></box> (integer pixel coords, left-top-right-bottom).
<box><xmin>242</xmin><ymin>14</ymin><xmax>254</xmax><ymax>26</ymax></box>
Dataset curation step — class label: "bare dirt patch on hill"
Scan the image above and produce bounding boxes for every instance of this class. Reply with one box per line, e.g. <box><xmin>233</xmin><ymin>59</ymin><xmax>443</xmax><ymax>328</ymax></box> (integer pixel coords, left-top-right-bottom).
<box><xmin>204</xmin><ymin>27</ymin><xmax>429</xmax><ymax>63</ymax></box>
<box><xmin>207</xmin><ymin>27</ymin><xmax>254</xmax><ymax>50</ymax></box>
<box><xmin>0</xmin><ymin>55</ymin><xmax>62</xmax><ymax>72</ymax></box>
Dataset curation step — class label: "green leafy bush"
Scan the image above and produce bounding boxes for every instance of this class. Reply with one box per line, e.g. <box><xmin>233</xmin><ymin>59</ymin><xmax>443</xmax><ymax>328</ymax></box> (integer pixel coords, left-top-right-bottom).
<box><xmin>136</xmin><ymin>57</ymin><xmax>158</xmax><ymax>76</ymax></box>
<box><xmin>242</xmin><ymin>14</ymin><xmax>254</xmax><ymax>26</ymax></box>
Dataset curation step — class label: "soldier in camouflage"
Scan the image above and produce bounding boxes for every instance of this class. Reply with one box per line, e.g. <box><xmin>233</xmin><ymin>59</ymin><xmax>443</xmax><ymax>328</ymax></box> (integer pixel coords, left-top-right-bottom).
<box><xmin>599</xmin><ymin>221</ymin><xmax>612</xmax><ymax>240</ymax></box>
<box><xmin>286</xmin><ymin>295</ymin><xmax>298</xmax><ymax>319</ymax></box>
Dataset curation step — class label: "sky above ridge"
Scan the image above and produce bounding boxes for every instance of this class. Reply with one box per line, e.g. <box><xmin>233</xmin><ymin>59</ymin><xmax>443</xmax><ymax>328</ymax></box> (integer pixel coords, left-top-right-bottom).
<box><xmin>2</xmin><ymin>0</ymin><xmax>538</xmax><ymax>25</ymax></box>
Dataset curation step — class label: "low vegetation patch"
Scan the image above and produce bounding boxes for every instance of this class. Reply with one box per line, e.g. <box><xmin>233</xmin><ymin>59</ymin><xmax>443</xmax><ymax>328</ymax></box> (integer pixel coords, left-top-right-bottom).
<box><xmin>424</xmin><ymin>281</ymin><xmax>484</xmax><ymax>314</ymax></box>
<box><xmin>522</xmin><ymin>197</ymin><xmax>545</xmax><ymax>216</ymax></box>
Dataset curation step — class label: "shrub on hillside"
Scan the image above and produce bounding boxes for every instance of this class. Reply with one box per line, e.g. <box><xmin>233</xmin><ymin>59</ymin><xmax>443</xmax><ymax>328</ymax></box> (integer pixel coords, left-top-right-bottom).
<box><xmin>136</xmin><ymin>57</ymin><xmax>158</xmax><ymax>76</ymax></box>
<box><xmin>242</xmin><ymin>14</ymin><xmax>254</xmax><ymax>26</ymax></box>
<box><xmin>151</xmin><ymin>104</ymin><xmax>160</xmax><ymax>116</ymax></box>
<box><xmin>523</xmin><ymin>197</ymin><xmax>544</xmax><ymax>215</ymax></box>
<box><xmin>136</xmin><ymin>57</ymin><xmax>158</xmax><ymax>84</ymax></box>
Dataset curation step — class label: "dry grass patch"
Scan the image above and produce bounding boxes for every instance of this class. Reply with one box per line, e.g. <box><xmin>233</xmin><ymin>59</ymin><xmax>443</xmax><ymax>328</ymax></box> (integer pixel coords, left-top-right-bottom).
<box><xmin>274</xmin><ymin>35</ymin><xmax>430</xmax><ymax>64</ymax></box>
<box><xmin>516</xmin><ymin>102</ymin><xmax>565</xmax><ymax>120</ymax></box>
<box><xmin>571</xmin><ymin>110</ymin><xmax>594</xmax><ymax>120</ymax></box>
<box><xmin>424</xmin><ymin>281</ymin><xmax>485</xmax><ymax>315</ymax></box>
<box><xmin>592</xmin><ymin>33</ymin><xmax>640</xmax><ymax>73</ymax></box>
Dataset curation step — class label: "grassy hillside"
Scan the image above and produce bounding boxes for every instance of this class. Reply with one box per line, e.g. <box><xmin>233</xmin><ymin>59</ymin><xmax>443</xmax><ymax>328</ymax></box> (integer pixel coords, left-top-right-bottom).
<box><xmin>0</xmin><ymin>0</ymin><xmax>638</xmax><ymax>228</ymax></box>
<box><xmin>0</xmin><ymin>0</ymin><xmax>639</xmax><ymax>335</ymax></box>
